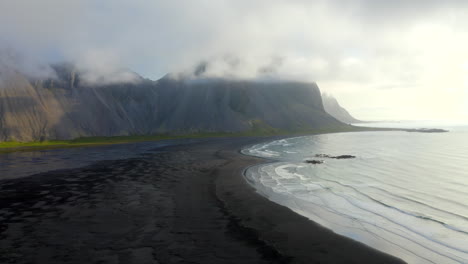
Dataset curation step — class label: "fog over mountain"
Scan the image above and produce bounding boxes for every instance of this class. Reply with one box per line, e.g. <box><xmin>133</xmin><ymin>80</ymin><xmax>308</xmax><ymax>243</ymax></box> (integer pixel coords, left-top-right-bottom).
<box><xmin>322</xmin><ymin>93</ymin><xmax>362</xmax><ymax>124</ymax></box>
<box><xmin>1</xmin><ymin>0</ymin><xmax>468</xmax><ymax>121</ymax></box>
<box><xmin>0</xmin><ymin>64</ymin><xmax>343</xmax><ymax>141</ymax></box>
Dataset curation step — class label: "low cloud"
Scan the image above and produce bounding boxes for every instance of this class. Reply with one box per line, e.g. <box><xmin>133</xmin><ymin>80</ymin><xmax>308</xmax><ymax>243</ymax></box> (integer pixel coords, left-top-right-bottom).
<box><xmin>73</xmin><ymin>49</ymin><xmax>142</xmax><ymax>86</ymax></box>
<box><xmin>0</xmin><ymin>48</ymin><xmax>57</xmax><ymax>82</ymax></box>
<box><xmin>0</xmin><ymin>48</ymin><xmax>141</xmax><ymax>86</ymax></box>
<box><xmin>1</xmin><ymin>0</ymin><xmax>468</xmax><ymax>120</ymax></box>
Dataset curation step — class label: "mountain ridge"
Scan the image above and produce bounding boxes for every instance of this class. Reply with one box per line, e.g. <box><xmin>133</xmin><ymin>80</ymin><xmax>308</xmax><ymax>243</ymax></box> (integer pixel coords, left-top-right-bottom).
<box><xmin>322</xmin><ymin>93</ymin><xmax>362</xmax><ymax>124</ymax></box>
<box><xmin>0</xmin><ymin>65</ymin><xmax>344</xmax><ymax>142</ymax></box>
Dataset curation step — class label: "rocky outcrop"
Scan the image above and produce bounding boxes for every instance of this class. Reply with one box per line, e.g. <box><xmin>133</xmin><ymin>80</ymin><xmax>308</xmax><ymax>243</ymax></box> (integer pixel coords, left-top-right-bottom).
<box><xmin>305</xmin><ymin>154</ymin><xmax>356</xmax><ymax>164</ymax></box>
<box><xmin>0</xmin><ymin>65</ymin><xmax>344</xmax><ymax>142</ymax></box>
<box><xmin>305</xmin><ymin>160</ymin><xmax>324</xmax><ymax>164</ymax></box>
<box><xmin>315</xmin><ymin>154</ymin><xmax>356</xmax><ymax>159</ymax></box>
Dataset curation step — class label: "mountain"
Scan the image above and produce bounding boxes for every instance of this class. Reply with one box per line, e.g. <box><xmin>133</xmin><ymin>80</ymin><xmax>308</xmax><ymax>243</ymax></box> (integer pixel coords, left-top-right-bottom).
<box><xmin>0</xmin><ymin>65</ymin><xmax>344</xmax><ymax>142</ymax></box>
<box><xmin>321</xmin><ymin>93</ymin><xmax>362</xmax><ymax>124</ymax></box>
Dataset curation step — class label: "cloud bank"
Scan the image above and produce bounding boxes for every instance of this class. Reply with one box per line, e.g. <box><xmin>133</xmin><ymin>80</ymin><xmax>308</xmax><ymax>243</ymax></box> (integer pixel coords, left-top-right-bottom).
<box><xmin>1</xmin><ymin>0</ymin><xmax>468</xmax><ymax>120</ymax></box>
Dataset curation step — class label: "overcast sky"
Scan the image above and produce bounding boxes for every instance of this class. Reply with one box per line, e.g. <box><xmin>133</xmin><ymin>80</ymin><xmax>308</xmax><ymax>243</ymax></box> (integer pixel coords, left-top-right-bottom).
<box><xmin>1</xmin><ymin>0</ymin><xmax>468</xmax><ymax>122</ymax></box>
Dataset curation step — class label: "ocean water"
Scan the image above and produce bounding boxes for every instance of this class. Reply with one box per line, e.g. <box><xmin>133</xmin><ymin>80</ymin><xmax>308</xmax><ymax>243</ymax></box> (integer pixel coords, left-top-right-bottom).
<box><xmin>243</xmin><ymin>123</ymin><xmax>468</xmax><ymax>264</ymax></box>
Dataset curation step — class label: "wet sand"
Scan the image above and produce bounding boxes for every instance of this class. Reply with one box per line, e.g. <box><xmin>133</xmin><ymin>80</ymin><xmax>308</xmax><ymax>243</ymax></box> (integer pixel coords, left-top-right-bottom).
<box><xmin>0</xmin><ymin>137</ymin><xmax>405</xmax><ymax>263</ymax></box>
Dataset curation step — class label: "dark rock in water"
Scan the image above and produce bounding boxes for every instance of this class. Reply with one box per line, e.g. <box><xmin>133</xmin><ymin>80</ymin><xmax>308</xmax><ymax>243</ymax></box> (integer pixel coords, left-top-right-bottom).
<box><xmin>314</xmin><ymin>154</ymin><xmax>356</xmax><ymax>159</ymax></box>
<box><xmin>406</xmin><ymin>128</ymin><xmax>449</xmax><ymax>133</ymax></box>
<box><xmin>333</xmin><ymin>155</ymin><xmax>356</xmax><ymax>159</ymax></box>
<box><xmin>305</xmin><ymin>160</ymin><xmax>324</xmax><ymax>164</ymax></box>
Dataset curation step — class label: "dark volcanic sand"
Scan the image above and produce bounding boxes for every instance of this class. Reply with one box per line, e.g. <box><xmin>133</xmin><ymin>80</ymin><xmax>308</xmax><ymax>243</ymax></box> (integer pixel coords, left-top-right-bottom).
<box><xmin>0</xmin><ymin>137</ymin><xmax>405</xmax><ymax>264</ymax></box>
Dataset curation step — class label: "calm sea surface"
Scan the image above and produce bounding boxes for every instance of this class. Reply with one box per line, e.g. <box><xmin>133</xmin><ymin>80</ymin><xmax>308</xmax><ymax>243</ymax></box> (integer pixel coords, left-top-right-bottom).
<box><xmin>243</xmin><ymin>122</ymin><xmax>468</xmax><ymax>264</ymax></box>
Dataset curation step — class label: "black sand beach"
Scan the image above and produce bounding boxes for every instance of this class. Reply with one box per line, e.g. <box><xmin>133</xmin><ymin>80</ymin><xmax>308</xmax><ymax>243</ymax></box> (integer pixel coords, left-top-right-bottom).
<box><xmin>0</xmin><ymin>137</ymin><xmax>405</xmax><ymax>264</ymax></box>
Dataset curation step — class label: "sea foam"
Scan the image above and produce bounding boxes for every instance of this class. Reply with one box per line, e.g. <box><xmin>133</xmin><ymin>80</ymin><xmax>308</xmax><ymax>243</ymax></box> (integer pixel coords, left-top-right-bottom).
<box><xmin>243</xmin><ymin>128</ymin><xmax>468</xmax><ymax>264</ymax></box>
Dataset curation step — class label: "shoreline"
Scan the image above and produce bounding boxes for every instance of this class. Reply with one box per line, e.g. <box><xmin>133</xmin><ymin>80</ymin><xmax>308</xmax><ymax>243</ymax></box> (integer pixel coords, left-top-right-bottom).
<box><xmin>0</xmin><ymin>136</ymin><xmax>405</xmax><ymax>263</ymax></box>
<box><xmin>215</xmin><ymin>137</ymin><xmax>405</xmax><ymax>264</ymax></box>
<box><xmin>0</xmin><ymin>125</ymin><xmax>407</xmax><ymax>154</ymax></box>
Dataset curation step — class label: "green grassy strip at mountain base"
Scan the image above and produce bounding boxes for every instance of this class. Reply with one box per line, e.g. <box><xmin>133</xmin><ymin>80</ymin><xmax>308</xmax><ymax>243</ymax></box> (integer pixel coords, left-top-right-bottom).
<box><xmin>0</xmin><ymin>125</ymin><xmax>394</xmax><ymax>154</ymax></box>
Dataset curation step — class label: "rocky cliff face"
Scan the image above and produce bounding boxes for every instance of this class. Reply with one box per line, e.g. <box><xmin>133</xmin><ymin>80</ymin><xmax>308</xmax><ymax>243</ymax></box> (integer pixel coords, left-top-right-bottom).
<box><xmin>322</xmin><ymin>93</ymin><xmax>362</xmax><ymax>124</ymax></box>
<box><xmin>155</xmin><ymin>77</ymin><xmax>341</xmax><ymax>133</ymax></box>
<box><xmin>0</xmin><ymin>66</ymin><xmax>343</xmax><ymax>141</ymax></box>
